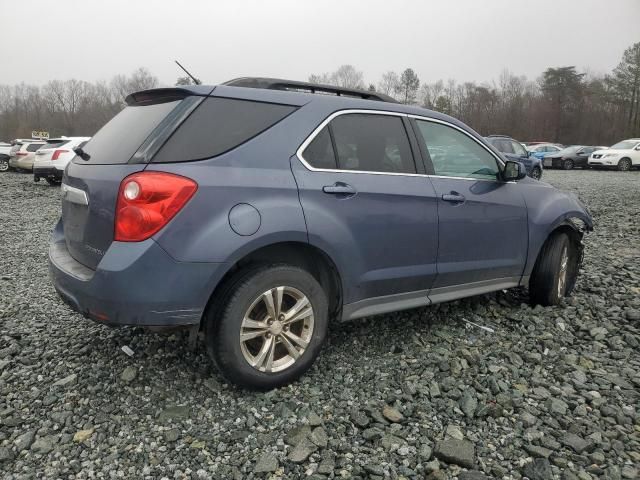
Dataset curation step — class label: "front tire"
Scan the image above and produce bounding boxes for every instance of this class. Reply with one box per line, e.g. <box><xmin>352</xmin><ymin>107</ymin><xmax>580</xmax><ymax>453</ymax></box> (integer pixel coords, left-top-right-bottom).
<box><xmin>563</xmin><ymin>159</ymin><xmax>574</xmax><ymax>170</ymax></box>
<box><xmin>530</xmin><ymin>167</ymin><xmax>542</xmax><ymax>180</ymax></box>
<box><xmin>0</xmin><ymin>160</ymin><xmax>8</xmax><ymax>172</ymax></box>
<box><xmin>529</xmin><ymin>233</ymin><xmax>578</xmax><ymax>306</ymax></box>
<box><xmin>618</xmin><ymin>158</ymin><xmax>632</xmax><ymax>171</ymax></box>
<box><xmin>46</xmin><ymin>178</ymin><xmax>61</xmax><ymax>186</ymax></box>
<box><xmin>205</xmin><ymin>264</ymin><xmax>328</xmax><ymax>389</ymax></box>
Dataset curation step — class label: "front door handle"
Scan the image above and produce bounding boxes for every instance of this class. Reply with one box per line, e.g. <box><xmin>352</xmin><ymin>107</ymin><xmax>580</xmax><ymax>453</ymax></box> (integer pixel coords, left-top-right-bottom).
<box><xmin>442</xmin><ymin>192</ymin><xmax>465</xmax><ymax>203</ymax></box>
<box><xmin>323</xmin><ymin>183</ymin><xmax>357</xmax><ymax>195</ymax></box>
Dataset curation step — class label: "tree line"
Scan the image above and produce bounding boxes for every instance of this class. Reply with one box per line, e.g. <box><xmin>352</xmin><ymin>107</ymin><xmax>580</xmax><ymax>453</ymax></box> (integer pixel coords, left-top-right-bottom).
<box><xmin>1</xmin><ymin>42</ymin><xmax>638</xmax><ymax>145</ymax></box>
<box><xmin>0</xmin><ymin>68</ymin><xmax>159</xmax><ymax>141</ymax></box>
<box><xmin>310</xmin><ymin>42</ymin><xmax>640</xmax><ymax>145</ymax></box>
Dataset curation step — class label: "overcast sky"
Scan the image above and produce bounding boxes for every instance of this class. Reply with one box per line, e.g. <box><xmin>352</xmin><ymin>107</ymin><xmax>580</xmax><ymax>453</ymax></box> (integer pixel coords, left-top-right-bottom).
<box><xmin>2</xmin><ymin>0</ymin><xmax>639</xmax><ymax>87</ymax></box>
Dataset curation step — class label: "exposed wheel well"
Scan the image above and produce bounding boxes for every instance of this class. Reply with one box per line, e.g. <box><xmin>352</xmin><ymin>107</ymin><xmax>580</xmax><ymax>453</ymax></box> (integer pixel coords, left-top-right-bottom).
<box><xmin>531</xmin><ymin>223</ymin><xmax>584</xmax><ymax>289</ymax></box>
<box><xmin>202</xmin><ymin>242</ymin><xmax>343</xmax><ymax>328</ymax></box>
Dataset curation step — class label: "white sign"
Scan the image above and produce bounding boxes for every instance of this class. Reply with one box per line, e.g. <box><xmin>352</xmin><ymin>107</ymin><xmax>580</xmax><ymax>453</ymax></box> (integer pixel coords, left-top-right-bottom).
<box><xmin>32</xmin><ymin>130</ymin><xmax>49</xmax><ymax>140</ymax></box>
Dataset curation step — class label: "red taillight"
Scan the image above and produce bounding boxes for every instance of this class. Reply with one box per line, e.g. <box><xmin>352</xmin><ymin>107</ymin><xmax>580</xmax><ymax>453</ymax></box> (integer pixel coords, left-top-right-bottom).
<box><xmin>114</xmin><ymin>171</ymin><xmax>197</xmax><ymax>242</ymax></box>
<box><xmin>51</xmin><ymin>149</ymin><xmax>69</xmax><ymax>160</ymax></box>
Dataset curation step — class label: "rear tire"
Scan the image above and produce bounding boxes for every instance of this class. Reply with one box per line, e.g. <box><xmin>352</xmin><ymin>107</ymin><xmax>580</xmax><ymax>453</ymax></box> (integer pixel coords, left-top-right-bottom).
<box><xmin>0</xmin><ymin>160</ymin><xmax>8</xmax><ymax>172</ymax></box>
<box><xmin>46</xmin><ymin>178</ymin><xmax>61</xmax><ymax>186</ymax></box>
<box><xmin>205</xmin><ymin>264</ymin><xmax>328</xmax><ymax>389</ymax></box>
<box><xmin>563</xmin><ymin>159</ymin><xmax>574</xmax><ymax>170</ymax></box>
<box><xmin>618</xmin><ymin>158</ymin><xmax>632</xmax><ymax>171</ymax></box>
<box><xmin>529</xmin><ymin>233</ymin><xmax>578</xmax><ymax>306</ymax></box>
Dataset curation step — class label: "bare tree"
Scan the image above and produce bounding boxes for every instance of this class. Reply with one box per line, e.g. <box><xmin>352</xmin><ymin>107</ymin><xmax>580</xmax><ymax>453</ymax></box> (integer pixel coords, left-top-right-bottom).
<box><xmin>378</xmin><ymin>71</ymin><xmax>400</xmax><ymax>96</ymax></box>
<box><xmin>331</xmin><ymin>65</ymin><xmax>365</xmax><ymax>89</ymax></box>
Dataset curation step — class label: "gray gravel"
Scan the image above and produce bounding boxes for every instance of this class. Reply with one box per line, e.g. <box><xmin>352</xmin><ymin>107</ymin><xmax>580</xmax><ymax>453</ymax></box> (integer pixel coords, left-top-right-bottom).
<box><xmin>1</xmin><ymin>169</ymin><xmax>639</xmax><ymax>479</ymax></box>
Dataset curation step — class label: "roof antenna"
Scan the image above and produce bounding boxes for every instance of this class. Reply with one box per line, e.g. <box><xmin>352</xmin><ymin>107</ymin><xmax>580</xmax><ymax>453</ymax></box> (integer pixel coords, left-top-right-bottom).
<box><xmin>175</xmin><ymin>60</ymin><xmax>201</xmax><ymax>85</ymax></box>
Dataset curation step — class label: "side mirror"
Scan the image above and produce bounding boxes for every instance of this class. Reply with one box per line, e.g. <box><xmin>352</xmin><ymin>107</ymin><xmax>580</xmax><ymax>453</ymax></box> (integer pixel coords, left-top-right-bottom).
<box><xmin>503</xmin><ymin>160</ymin><xmax>527</xmax><ymax>181</ymax></box>
<box><xmin>527</xmin><ymin>150</ymin><xmax>532</xmax><ymax>157</ymax></box>
<box><xmin>635</xmin><ymin>145</ymin><xmax>640</xmax><ymax>151</ymax></box>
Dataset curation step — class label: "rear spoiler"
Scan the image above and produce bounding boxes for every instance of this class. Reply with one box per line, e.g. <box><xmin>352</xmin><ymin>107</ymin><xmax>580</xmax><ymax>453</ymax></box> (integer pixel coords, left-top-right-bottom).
<box><xmin>126</xmin><ymin>86</ymin><xmax>215</xmax><ymax>106</ymax></box>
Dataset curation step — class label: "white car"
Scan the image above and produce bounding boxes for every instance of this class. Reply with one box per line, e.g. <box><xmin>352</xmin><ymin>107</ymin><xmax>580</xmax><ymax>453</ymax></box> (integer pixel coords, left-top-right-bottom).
<box><xmin>33</xmin><ymin>137</ymin><xmax>91</xmax><ymax>185</ymax></box>
<box><xmin>9</xmin><ymin>140</ymin><xmax>46</xmax><ymax>171</ymax></box>
<box><xmin>588</xmin><ymin>138</ymin><xmax>640</xmax><ymax>171</ymax></box>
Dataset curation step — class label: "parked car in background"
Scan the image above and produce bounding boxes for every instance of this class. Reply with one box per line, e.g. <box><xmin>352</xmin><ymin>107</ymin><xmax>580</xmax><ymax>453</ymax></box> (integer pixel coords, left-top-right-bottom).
<box><xmin>49</xmin><ymin>78</ymin><xmax>593</xmax><ymax>388</ymax></box>
<box><xmin>33</xmin><ymin>137</ymin><xmax>91</xmax><ymax>185</ymax></box>
<box><xmin>588</xmin><ymin>139</ymin><xmax>640</xmax><ymax>171</ymax></box>
<box><xmin>543</xmin><ymin>145</ymin><xmax>608</xmax><ymax>170</ymax></box>
<box><xmin>527</xmin><ymin>143</ymin><xmax>563</xmax><ymax>160</ymax></box>
<box><xmin>485</xmin><ymin>135</ymin><xmax>543</xmax><ymax>179</ymax></box>
<box><xmin>9</xmin><ymin>140</ymin><xmax>45</xmax><ymax>171</ymax></box>
<box><xmin>0</xmin><ymin>142</ymin><xmax>12</xmax><ymax>172</ymax></box>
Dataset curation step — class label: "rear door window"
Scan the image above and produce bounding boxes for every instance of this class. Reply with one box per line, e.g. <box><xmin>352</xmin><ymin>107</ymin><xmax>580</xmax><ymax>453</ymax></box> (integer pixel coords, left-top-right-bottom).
<box><xmin>302</xmin><ymin>127</ymin><xmax>337</xmax><ymax>169</ymax></box>
<box><xmin>153</xmin><ymin>97</ymin><xmax>297</xmax><ymax>163</ymax></box>
<box><xmin>328</xmin><ymin>114</ymin><xmax>416</xmax><ymax>174</ymax></box>
<box><xmin>81</xmin><ymin>99</ymin><xmax>182</xmax><ymax>164</ymax></box>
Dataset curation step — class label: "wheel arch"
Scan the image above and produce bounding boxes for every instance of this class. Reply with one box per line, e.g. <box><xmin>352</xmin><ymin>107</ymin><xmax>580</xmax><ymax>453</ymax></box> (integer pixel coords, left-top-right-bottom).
<box><xmin>201</xmin><ymin>241</ymin><xmax>343</xmax><ymax>329</ymax></box>
<box><xmin>527</xmin><ymin>216</ymin><xmax>587</xmax><ymax>279</ymax></box>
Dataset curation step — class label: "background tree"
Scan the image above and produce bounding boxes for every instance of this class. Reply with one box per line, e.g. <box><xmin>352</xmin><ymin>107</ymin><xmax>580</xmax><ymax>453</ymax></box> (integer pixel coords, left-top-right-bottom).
<box><xmin>398</xmin><ymin>68</ymin><xmax>420</xmax><ymax>104</ymax></box>
<box><xmin>176</xmin><ymin>76</ymin><xmax>195</xmax><ymax>86</ymax></box>
<box><xmin>540</xmin><ymin>66</ymin><xmax>585</xmax><ymax>143</ymax></box>
<box><xmin>309</xmin><ymin>65</ymin><xmax>365</xmax><ymax>89</ymax></box>
<box><xmin>607</xmin><ymin>41</ymin><xmax>640</xmax><ymax>136</ymax></box>
<box><xmin>377</xmin><ymin>71</ymin><xmax>400</xmax><ymax>97</ymax></box>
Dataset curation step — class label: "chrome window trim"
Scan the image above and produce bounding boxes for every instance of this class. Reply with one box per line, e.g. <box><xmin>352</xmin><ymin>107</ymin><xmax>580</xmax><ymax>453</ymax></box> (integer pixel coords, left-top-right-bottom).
<box><xmin>295</xmin><ymin>109</ymin><xmax>507</xmax><ymax>183</ymax></box>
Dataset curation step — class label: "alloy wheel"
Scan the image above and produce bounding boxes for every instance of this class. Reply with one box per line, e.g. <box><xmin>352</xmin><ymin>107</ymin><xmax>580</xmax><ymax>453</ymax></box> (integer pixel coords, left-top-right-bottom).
<box><xmin>0</xmin><ymin>161</ymin><xmax>8</xmax><ymax>172</ymax></box>
<box><xmin>619</xmin><ymin>159</ymin><xmax>631</xmax><ymax>171</ymax></box>
<box><xmin>240</xmin><ymin>286</ymin><xmax>314</xmax><ymax>373</ymax></box>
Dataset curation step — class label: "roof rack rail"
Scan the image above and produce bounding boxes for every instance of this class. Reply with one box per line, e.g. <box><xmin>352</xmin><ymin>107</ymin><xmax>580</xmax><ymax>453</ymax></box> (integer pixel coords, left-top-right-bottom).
<box><xmin>222</xmin><ymin>77</ymin><xmax>398</xmax><ymax>103</ymax></box>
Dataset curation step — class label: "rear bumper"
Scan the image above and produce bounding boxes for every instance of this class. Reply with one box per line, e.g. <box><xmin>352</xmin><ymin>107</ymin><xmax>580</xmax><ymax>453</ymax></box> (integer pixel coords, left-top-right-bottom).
<box><xmin>10</xmin><ymin>158</ymin><xmax>34</xmax><ymax>170</ymax></box>
<box><xmin>34</xmin><ymin>166</ymin><xmax>63</xmax><ymax>181</ymax></box>
<box><xmin>49</xmin><ymin>219</ymin><xmax>227</xmax><ymax>327</ymax></box>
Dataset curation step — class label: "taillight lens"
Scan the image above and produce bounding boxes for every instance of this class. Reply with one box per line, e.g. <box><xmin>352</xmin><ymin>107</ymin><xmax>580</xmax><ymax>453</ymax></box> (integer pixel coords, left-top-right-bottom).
<box><xmin>51</xmin><ymin>149</ymin><xmax>69</xmax><ymax>160</ymax></box>
<box><xmin>114</xmin><ymin>171</ymin><xmax>198</xmax><ymax>242</ymax></box>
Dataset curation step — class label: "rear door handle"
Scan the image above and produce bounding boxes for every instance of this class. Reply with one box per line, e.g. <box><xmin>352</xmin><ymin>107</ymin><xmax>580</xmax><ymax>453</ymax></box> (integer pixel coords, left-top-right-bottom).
<box><xmin>322</xmin><ymin>183</ymin><xmax>357</xmax><ymax>195</ymax></box>
<box><xmin>441</xmin><ymin>192</ymin><xmax>465</xmax><ymax>203</ymax></box>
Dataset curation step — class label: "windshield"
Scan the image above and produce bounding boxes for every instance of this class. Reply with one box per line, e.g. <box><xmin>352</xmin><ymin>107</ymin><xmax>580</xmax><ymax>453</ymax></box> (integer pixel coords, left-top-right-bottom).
<box><xmin>610</xmin><ymin>140</ymin><xmax>638</xmax><ymax>150</ymax></box>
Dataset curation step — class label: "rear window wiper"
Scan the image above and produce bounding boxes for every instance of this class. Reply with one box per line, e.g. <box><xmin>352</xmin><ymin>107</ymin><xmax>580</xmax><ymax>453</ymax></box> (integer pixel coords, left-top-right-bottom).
<box><xmin>73</xmin><ymin>147</ymin><xmax>91</xmax><ymax>161</ymax></box>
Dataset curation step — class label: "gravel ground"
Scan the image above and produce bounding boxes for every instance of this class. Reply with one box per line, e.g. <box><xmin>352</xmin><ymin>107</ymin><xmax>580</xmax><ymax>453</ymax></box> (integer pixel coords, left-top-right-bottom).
<box><xmin>0</xmin><ymin>169</ymin><xmax>639</xmax><ymax>480</ymax></box>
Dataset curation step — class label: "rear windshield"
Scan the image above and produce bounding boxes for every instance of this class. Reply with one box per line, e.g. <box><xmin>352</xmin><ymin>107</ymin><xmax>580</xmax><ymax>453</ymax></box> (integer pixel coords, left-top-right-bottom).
<box><xmin>79</xmin><ymin>100</ymin><xmax>181</xmax><ymax>164</ymax></box>
<box><xmin>152</xmin><ymin>97</ymin><xmax>297</xmax><ymax>163</ymax></box>
<box><xmin>26</xmin><ymin>143</ymin><xmax>44</xmax><ymax>152</ymax></box>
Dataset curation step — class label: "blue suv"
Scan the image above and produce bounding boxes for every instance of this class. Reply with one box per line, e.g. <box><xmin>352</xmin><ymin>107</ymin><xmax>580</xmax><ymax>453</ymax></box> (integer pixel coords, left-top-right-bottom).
<box><xmin>485</xmin><ymin>135</ymin><xmax>544</xmax><ymax>180</ymax></box>
<box><xmin>50</xmin><ymin>78</ymin><xmax>592</xmax><ymax>388</ymax></box>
